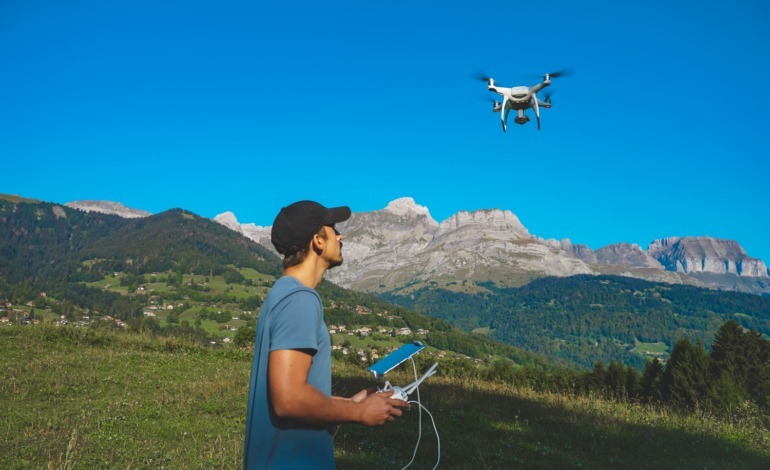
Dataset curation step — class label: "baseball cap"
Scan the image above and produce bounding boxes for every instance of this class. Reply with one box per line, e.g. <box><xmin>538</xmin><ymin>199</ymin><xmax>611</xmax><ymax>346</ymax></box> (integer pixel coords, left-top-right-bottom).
<box><xmin>271</xmin><ymin>200</ymin><xmax>351</xmax><ymax>256</ymax></box>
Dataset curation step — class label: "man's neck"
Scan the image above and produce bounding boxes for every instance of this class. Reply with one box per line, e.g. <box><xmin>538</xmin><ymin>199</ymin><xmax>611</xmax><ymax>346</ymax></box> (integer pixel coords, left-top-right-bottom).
<box><xmin>283</xmin><ymin>258</ymin><xmax>328</xmax><ymax>289</ymax></box>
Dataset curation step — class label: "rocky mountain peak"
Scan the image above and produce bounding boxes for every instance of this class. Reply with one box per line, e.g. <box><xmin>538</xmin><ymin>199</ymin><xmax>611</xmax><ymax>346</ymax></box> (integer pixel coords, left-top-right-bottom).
<box><xmin>595</xmin><ymin>243</ymin><xmax>663</xmax><ymax>269</ymax></box>
<box><xmin>383</xmin><ymin>197</ymin><xmax>434</xmax><ymax>220</ymax></box>
<box><xmin>213</xmin><ymin>211</ymin><xmax>241</xmax><ymax>232</ymax></box>
<box><xmin>437</xmin><ymin>208</ymin><xmax>529</xmax><ymax>237</ymax></box>
<box><xmin>210</xmin><ymin>199</ymin><xmax>769</xmax><ymax>295</ymax></box>
<box><xmin>65</xmin><ymin>200</ymin><xmax>151</xmax><ymax>218</ymax></box>
<box><xmin>647</xmin><ymin>236</ymin><xmax>767</xmax><ymax>277</ymax></box>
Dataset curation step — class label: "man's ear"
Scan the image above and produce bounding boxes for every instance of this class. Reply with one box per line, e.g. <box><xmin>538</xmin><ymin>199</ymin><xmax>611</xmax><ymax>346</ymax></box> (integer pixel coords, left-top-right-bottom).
<box><xmin>311</xmin><ymin>232</ymin><xmax>324</xmax><ymax>254</ymax></box>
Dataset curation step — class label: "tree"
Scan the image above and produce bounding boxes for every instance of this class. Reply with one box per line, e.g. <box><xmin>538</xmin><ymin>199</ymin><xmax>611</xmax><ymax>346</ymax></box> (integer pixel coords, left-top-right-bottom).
<box><xmin>710</xmin><ymin>320</ymin><xmax>750</xmax><ymax>406</ymax></box>
<box><xmin>605</xmin><ymin>360</ymin><xmax>627</xmax><ymax>400</ymax></box>
<box><xmin>662</xmin><ymin>338</ymin><xmax>711</xmax><ymax>410</ymax></box>
<box><xmin>234</xmin><ymin>326</ymin><xmax>256</xmax><ymax>347</ymax></box>
<box><xmin>710</xmin><ymin>320</ymin><xmax>770</xmax><ymax>409</ymax></box>
<box><xmin>486</xmin><ymin>358</ymin><xmax>516</xmax><ymax>383</ymax></box>
<box><xmin>640</xmin><ymin>358</ymin><xmax>664</xmax><ymax>403</ymax></box>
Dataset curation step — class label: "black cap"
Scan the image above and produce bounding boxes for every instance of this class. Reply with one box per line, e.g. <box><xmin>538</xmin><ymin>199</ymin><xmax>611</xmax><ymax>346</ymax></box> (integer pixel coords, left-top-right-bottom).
<box><xmin>271</xmin><ymin>200</ymin><xmax>351</xmax><ymax>256</ymax></box>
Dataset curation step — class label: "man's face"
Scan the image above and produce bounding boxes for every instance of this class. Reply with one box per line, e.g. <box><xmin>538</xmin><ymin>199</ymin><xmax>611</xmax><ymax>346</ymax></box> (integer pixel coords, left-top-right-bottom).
<box><xmin>322</xmin><ymin>225</ymin><xmax>344</xmax><ymax>269</ymax></box>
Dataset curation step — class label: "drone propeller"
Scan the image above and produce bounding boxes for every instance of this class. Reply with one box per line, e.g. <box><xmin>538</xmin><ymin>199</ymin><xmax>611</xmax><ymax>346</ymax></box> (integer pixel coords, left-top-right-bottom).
<box><xmin>471</xmin><ymin>71</ymin><xmax>493</xmax><ymax>82</ymax></box>
<box><xmin>544</xmin><ymin>92</ymin><xmax>554</xmax><ymax>104</ymax></box>
<box><xmin>547</xmin><ymin>69</ymin><xmax>572</xmax><ymax>79</ymax></box>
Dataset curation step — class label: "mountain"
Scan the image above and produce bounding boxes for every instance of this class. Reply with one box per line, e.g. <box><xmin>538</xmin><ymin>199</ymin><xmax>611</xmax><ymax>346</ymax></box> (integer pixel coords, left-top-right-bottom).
<box><xmin>0</xmin><ymin>195</ymin><xmax>281</xmax><ymax>298</ymax></box>
<box><xmin>213</xmin><ymin>212</ymin><xmax>272</xmax><ymax>247</ymax></box>
<box><xmin>217</xmin><ymin>197</ymin><xmax>769</xmax><ymax>296</ymax></box>
<box><xmin>648</xmin><ymin>236</ymin><xmax>768</xmax><ymax>277</ymax></box>
<box><xmin>75</xmin><ymin>197</ymin><xmax>767</xmax><ymax>296</ymax></box>
<box><xmin>5</xmin><ymin>193</ymin><xmax>769</xmax><ymax>370</ymax></box>
<box><xmin>0</xmin><ymin>194</ymin><xmax>555</xmax><ymax>369</ymax></box>
<box><xmin>65</xmin><ymin>200</ymin><xmax>152</xmax><ymax>218</ymax></box>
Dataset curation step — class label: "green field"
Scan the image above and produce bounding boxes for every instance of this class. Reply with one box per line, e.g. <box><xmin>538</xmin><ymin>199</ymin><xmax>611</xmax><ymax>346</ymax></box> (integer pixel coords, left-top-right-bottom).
<box><xmin>3</xmin><ymin>325</ymin><xmax>769</xmax><ymax>469</ymax></box>
<box><xmin>632</xmin><ymin>339</ymin><xmax>670</xmax><ymax>358</ymax></box>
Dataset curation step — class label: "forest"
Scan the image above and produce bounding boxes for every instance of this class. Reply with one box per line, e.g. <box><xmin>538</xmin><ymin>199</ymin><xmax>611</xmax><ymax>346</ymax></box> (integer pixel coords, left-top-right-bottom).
<box><xmin>383</xmin><ymin>275</ymin><xmax>770</xmax><ymax>369</ymax></box>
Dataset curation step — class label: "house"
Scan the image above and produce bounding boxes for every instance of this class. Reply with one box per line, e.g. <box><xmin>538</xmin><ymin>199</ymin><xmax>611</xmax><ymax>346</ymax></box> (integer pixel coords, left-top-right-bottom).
<box><xmin>397</xmin><ymin>327</ymin><xmax>412</xmax><ymax>336</ymax></box>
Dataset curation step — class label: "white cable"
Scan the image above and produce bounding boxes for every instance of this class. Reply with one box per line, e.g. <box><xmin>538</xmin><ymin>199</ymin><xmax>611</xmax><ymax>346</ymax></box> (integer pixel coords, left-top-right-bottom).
<box><xmin>402</xmin><ymin>357</ymin><xmax>422</xmax><ymax>469</ymax></box>
<box><xmin>400</xmin><ymin>359</ymin><xmax>441</xmax><ymax>470</ymax></box>
<box><xmin>407</xmin><ymin>401</ymin><xmax>441</xmax><ymax>470</ymax></box>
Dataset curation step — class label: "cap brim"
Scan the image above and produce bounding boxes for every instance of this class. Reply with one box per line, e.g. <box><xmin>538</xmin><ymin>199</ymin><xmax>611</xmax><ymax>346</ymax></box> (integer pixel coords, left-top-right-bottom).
<box><xmin>323</xmin><ymin>206</ymin><xmax>351</xmax><ymax>225</ymax></box>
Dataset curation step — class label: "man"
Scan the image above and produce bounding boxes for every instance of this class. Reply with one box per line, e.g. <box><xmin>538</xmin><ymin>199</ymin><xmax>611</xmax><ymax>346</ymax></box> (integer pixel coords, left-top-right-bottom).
<box><xmin>244</xmin><ymin>200</ymin><xmax>407</xmax><ymax>469</ymax></box>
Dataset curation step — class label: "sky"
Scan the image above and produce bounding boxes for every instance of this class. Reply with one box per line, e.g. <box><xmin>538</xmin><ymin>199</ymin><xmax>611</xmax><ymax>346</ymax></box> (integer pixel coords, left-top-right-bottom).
<box><xmin>2</xmin><ymin>1</ymin><xmax>769</xmax><ymax>263</ymax></box>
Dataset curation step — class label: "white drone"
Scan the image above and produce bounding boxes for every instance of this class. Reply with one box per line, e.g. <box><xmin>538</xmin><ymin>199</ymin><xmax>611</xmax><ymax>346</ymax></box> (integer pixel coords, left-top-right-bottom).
<box><xmin>478</xmin><ymin>70</ymin><xmax>570</xmax><ymax>132</ymax></box>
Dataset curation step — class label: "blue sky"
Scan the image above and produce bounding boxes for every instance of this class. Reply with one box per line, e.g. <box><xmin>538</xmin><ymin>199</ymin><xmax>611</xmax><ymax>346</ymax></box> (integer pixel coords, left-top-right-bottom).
<box><xmin>2</xmin><ymin>1</ymin><xmax>769</xmax><ymax>263</ymax></box>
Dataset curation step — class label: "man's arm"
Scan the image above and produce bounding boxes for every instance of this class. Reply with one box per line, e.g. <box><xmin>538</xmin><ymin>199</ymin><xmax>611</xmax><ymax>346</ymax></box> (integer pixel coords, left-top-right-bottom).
<box><xmin>268</xmin><ymin>349</ymin><xmax>407</xmax><ymax>426</ymax></box>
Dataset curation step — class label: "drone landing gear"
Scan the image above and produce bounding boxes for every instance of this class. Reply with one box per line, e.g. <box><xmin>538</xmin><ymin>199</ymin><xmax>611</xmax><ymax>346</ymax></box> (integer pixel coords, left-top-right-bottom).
<box><xmin>501</xmin><ymin>104</ymin><xmax>510</xmax><ymax>132</ymax></box>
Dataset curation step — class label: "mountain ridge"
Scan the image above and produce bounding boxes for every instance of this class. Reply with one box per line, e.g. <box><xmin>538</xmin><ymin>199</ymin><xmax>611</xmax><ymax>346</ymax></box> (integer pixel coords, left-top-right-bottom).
<box><xmin>216</xmin><ymin>197</ymin><xmax>770</xmax><ymax>296</ymax></box>
<box><xmin>41</xmin><ymin>194</ymin><xmax>769</xmax><ymax>296</ymax></box>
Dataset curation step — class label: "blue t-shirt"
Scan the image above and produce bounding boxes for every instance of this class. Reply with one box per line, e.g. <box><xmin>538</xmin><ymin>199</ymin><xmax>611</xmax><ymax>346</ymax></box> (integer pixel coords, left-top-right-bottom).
<box><xmin>243</xmin><ymin>276</ymin><xmax>334</xmax><ymax>469</ymax></box>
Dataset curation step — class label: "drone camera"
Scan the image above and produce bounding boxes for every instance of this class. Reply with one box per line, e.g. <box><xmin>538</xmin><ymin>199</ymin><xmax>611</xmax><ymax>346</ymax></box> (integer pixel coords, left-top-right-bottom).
<box><xmin>514</xmin><ymin>115</ymin><xmax>530</xmax><ymax>125</ymax></box>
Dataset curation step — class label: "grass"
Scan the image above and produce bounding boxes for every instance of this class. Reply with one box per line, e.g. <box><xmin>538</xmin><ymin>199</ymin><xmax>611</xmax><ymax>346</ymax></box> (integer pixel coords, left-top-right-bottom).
<box><xmin>2</xmin><ymin>325</ymin><xmax>770</xmax><ymax>469</ymax></box>
<box><xmin>633</xmin><ymin>339</ymin><xmax>670</xmax><ymax>358</ymax></box>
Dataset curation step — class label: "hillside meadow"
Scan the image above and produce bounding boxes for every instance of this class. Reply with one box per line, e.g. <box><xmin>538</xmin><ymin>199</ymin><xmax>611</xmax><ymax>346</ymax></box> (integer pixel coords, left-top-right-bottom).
<box><xmin>2</xmin><ymin>325</ymin><xmax>770</xmax><ymax>469</ymax></box>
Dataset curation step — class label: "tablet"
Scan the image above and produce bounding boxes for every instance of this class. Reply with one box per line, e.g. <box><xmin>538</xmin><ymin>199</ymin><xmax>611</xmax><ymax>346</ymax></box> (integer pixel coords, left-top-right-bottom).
<box><xmin>367</xmin><ymin>341</ymin><xmax>425</xmax><ymax>378</ymax></box>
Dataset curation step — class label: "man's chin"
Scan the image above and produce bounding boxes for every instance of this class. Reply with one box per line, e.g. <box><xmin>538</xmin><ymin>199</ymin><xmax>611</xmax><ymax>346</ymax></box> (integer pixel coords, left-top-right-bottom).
<box><xmin>327</xmin><ymin>257</ymin><xmax>343</xmax><ymax>269</ymax></box>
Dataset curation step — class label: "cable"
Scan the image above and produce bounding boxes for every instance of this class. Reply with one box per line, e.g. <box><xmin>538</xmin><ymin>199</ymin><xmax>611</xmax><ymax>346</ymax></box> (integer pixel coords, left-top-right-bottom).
<box><xmin>402</xmin><ymin>358</ymin><xmax>422</xmax><ymax>469</ymax></box>
<box><xmin>401</xmin><ymin>359</ymin><xmax>441</xmax><ymax>470</ymax></box>
<box><xmin>405</xmin><ymin>401</ymin><xmax>441</xmax><ymax>470</ymax></box>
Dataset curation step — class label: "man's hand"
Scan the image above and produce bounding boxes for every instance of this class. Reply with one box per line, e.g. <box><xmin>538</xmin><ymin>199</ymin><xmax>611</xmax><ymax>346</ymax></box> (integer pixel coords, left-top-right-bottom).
<box><xmin>350</xmin><ymin>386</ymin><xmax>376</xmax><ymax>403</ymax></box>
<box><xmin>357</xmin><ymin>389</ymin><xmax>409</xmax><ymax>426</ymax></box>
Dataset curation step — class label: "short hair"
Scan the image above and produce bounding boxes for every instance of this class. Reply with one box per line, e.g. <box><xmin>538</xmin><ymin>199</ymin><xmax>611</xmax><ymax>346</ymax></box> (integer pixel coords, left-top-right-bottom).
<box><xmin>282</xmin><ymin>225</ymin><xmax>328</xmax><ymax>269</ymax></box>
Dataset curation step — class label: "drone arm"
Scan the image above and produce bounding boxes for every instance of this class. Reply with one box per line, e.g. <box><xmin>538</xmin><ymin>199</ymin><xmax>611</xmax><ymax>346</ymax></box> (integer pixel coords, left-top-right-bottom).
<box><xmin>501</xmin><ymin>100</ymin><xmax>509</xmax><ymax>132</ymax></box>
<box><xmin>529</xmin><ymin>80</ymin><xmax>551</xmax><ymax>94</ymax></box>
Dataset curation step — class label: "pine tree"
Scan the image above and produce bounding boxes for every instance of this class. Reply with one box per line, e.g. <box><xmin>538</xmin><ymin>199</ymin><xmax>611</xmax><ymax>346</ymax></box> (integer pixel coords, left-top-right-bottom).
<box><xmin>606</xmin><ymin>360</ymin><xmax>627</xmax><ymax>400</ymax></box>
<box><xmin>662</xmin><ymin>338</ymin><xmax>711</xmax><ymax>410</ymax></box>
<box><xmin>641</xmin><ymin>357</ymin><xmax>664</xmax><ymax>403</ymax></box>
<box><xmin>710</xmin><ymin>320</ymin><xmax>770</xmax><ymax>409</ymax></box>
<box><xmin>742</xmin><ymin>329</ymin><xmax>770</xmax><ymax>407</ymax></box>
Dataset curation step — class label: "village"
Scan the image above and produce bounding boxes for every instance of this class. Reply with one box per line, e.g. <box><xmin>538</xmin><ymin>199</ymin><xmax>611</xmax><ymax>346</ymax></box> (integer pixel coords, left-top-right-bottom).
<box><xmin>1</xmin><ymin>284</ymin><xmax>487</xmax><ymax>367</ymax></box>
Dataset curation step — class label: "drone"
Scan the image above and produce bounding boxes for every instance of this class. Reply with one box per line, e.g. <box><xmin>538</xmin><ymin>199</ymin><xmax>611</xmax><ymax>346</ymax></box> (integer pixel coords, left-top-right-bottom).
<box><xmin>478</xmin><ymin>70</ymin><xmax>570</xmax><ymax>132</ymax></box>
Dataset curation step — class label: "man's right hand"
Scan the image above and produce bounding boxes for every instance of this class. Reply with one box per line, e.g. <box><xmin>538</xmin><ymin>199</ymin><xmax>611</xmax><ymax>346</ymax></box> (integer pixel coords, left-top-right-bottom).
<box><xmin>358</xmin><ymin>390</ymin><xmax>409</xmax><ymax>426</ymax></box>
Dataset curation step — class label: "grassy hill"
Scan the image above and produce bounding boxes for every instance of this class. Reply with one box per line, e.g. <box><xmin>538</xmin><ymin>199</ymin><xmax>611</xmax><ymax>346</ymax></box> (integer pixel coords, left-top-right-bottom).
<box><xmin>3</xmin><ymin>325</ymin><xmax>769</xmax><ymax>469</ymax></box>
